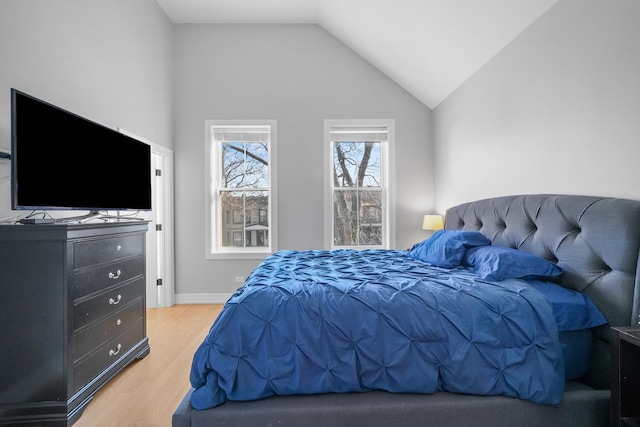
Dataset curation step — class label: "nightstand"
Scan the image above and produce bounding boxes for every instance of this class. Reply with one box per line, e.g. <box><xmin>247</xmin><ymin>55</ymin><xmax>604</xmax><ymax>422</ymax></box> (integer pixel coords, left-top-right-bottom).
<box><xmin>611</xmin><ymin>326</ymin><xmax>640</xmax><ymax>427</ymax></box>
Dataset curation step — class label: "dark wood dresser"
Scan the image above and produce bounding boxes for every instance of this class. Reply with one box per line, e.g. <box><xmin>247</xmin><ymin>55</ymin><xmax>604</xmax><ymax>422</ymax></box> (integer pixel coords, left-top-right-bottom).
<box><xmin>0</xmin><ymin>221</ymin><xmax>150</xmax><ymax>426</ymax></box>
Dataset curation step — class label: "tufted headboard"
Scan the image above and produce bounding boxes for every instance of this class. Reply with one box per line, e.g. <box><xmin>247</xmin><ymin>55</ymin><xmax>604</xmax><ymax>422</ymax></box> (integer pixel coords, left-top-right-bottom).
<box><xmin>445</xmin><ymin>194</ymin><xmax>640</xmax><ymax>389</ymax></box>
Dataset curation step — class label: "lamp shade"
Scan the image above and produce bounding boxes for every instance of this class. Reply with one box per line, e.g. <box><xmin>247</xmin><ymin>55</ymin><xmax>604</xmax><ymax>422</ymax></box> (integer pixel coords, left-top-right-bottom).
<box><xmin>422</xmin><ymin>214</ymin><xmax>444</xmax><ymax>231</ymax></box>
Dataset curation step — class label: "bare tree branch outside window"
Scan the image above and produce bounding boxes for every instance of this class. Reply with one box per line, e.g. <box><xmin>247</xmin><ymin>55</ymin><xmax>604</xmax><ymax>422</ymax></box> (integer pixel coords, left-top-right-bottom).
<box><xmin>332</xmin><ymin>141</ymin><xmax>382</xmax><ymax>246</ymax></box>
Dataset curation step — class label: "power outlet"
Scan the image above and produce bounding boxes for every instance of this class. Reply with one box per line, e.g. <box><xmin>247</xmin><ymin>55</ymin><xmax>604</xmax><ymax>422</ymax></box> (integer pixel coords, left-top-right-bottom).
<box><xmin>234</xmin><ymin>276</ymin><xmax>245</xmax><ymax>283</ymax></box>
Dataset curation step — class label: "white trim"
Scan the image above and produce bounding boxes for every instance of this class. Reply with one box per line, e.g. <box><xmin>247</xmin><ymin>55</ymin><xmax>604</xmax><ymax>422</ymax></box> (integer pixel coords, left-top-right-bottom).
<box><xmin>204</xmin><ymin>120</ymin><xmax>278</xmax><ymax>259</ymax></box>
<box><xmin>323</xmin><ymin>119</ymin><xmax>396</xmax><ymax>250</ymax></box>
<box><xmin>118</xmin><ymin>128</ymin><xmax>176</xmax><ymax>307</ymax></box>
<box><xmin>175</xmin><ymin>293</ymin><xmax>233</xmax><ymax>305</ymax></box>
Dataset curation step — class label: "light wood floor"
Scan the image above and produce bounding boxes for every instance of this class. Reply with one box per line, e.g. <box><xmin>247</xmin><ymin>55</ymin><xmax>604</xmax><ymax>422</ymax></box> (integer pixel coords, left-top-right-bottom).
<box><xmin>74</xmin><ymin>304</ymin><xmax>223</xmax><ymax>427</ymax></box>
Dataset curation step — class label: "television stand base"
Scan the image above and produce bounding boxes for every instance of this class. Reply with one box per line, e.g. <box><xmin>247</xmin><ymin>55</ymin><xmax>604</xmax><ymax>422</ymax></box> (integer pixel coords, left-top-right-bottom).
<box><xmin>19</xmin><ymin>218</ymin><xmax>57</xmax><ymax>225</ymax></box>
<box><xmin>60</xmin><ymin>211</ymin><xmax>147</xmax><ymax>224</ymax></box>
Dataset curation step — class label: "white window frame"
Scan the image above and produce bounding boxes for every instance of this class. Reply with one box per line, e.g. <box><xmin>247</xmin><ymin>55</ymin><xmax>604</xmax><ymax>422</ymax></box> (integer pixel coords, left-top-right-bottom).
<box><xmin>205</xmin><ymin>120</ymin><xmax>278</xmax><ymax>259</ymax></box>
<box><xmin>323</xmin><ymin>119</ymin><xmax>395</xmax><ymax>250</ymax></box>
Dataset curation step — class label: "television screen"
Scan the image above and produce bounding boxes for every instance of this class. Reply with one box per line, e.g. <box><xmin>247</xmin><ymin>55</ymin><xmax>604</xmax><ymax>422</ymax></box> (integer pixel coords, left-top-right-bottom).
<box><xmin>11</xmin><ymin>89</ymin><xmax>152</xmax><ymax>212</ymax></box>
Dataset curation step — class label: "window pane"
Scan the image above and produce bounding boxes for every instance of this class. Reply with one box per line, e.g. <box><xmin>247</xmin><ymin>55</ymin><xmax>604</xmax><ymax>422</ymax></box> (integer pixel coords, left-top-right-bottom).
<box><xmin>359</xmin><ymin>190</ymin><xmax>382</xmax><ymax>246</ymax></box>
<box><xmin>221</xmin><ymin>142</ymin><xmax>246</xmax><ymax>188</ymax></box>
<box><xmin>245</xmin><ymin>143</ymin><xmax>269</xmax><ymax>188</ymax></box>
<box><xmin>333</xmin><ymin>189</ymin><xmax>383</xmax><ymax>247</ymax></box>
<box><xmin>245</xmin><ymin>191</ymin><xmax>269</xmax><ymax>248</ymax></box>
<box><xmin>219</xmin><ymin>190</ymin><xmax>269</xmax><ymax>249</ymax></box>
<box><xmin>220</xmin><ymin>191</ymin><xmax>244</xmax><ymax>247</ymax></box>
<box><xmin>221</xmin><ymin>142</ymin><xmax>269</xmax><ymax>189</ymax></box>
<box><xmin>333</xmin><ymin>141</ymin><xmax>380</xmax><ymax>188</ymax></box>
<box><xmin>333</xmin><ymin>190</ymin><xmax>357</xmax><ymax>246</ymax></box>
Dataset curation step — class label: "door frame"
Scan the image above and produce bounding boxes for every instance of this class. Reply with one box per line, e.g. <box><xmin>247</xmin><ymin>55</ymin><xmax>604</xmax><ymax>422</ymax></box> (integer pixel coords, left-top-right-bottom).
<box><xmin>119</xmin><ymin>128</ymin><xmax>175</xmax><ymax>307</ymax></box>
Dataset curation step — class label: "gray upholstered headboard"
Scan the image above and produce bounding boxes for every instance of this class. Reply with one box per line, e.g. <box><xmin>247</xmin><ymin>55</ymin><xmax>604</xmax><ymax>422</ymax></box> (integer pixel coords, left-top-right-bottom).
<box><xmin>445</xmin><ymin>194</ymin><xmax>640</xmax><ymax>389</ymax></box>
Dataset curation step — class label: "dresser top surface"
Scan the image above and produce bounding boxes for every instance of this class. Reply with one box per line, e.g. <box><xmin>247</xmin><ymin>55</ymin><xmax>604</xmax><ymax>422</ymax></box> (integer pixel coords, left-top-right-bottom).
<box><xmin>0</xmin><ymin>220</ymin><xmax>150</xmax><ymax>240</ymax></box>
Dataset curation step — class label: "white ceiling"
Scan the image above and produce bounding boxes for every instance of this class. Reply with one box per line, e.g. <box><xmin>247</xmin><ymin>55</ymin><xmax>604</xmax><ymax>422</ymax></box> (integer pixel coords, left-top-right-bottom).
<box><xmin>155</xmin><ymin>0</ymin><xmax>558</xmax><ymax>108</ymax></box>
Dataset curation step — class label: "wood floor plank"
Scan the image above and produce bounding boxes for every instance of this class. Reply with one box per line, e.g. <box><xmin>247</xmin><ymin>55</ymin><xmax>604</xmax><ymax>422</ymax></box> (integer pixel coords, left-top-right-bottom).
<box><xmin>73</xmin><ymin>304</ymin><xmax>222</xmax><ymax>427</ymax></box>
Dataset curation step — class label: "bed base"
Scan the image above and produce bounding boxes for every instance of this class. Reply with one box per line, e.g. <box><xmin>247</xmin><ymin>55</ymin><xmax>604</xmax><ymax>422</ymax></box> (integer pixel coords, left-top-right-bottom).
<box><xmin>173</xmin><ymin>381</ymin><xmax>609</xmax><ymax>427</ymax></box>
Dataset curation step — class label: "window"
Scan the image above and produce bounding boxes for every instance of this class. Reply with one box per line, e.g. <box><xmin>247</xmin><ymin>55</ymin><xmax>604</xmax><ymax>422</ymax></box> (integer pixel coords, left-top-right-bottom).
<box><xmin>324</xmin><ymin>120</ymin><xmax>395</xmax><ymax>249</ymax></box>
<box><xmin>205</xmin><ymin>121</ymin><xmax>277</xmax><ymax>258</ymax></box>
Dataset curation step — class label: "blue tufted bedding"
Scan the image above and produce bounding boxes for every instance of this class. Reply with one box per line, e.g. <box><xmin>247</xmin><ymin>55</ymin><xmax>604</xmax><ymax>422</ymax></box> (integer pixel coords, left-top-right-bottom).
<box><xmin>189</xmin><ymin>248</ymin><xmax>565</xmax><ymax>410</ymax></box>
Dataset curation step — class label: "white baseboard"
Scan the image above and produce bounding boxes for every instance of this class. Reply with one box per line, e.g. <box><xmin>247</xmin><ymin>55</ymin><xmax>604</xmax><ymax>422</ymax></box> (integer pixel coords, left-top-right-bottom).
<box><xmin>175</xmin><ymin>293</ymin><xmax>232</xmax><ymax>304</ymax></box>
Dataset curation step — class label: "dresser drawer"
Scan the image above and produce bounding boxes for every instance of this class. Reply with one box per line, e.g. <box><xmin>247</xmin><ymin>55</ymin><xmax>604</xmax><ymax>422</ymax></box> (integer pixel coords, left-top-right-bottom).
<box><xmin>73</xmin><ymin>320</ymin><xmax>145</xmax><ymax>392</ymax></box>
<box><xmin>73</xmin><ymin>256</ymin><xmax>144</xmax><ymax>299</ymax></box>
<box><xmin>74</xmin><ymin>234</ymin><xmax>144</xmax><ymax>269</ymax></box>
<box><xmin>74</xmin><ymin>278</ymin><xmax>145</xmax><ymax>330</ymax></box>
<box><xmin>73</xmin><ymin>298</ymin><xmax>144</xmax><ymax>363</ymax></box>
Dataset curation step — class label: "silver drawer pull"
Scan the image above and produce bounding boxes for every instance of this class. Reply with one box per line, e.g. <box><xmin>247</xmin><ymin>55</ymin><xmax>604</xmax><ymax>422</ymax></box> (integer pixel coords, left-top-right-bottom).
<box><xmin>108</xmin><ymin>270</ymin><xmax>122</xmax><ymax>279</ymax></box>
<box><xmin>109</xmin><ymin>343</ymin><xmax>122</xmax><ymax>356</ymax></box>
<box><xmin>117</xmin><ymin>319</ymin><xmax>122</xmax><ymax>326</ymax></box>
<box><xmin>109</xmin><ymin>294</ymin><xmax>122</xmax><ymax>305</ymax></box>
<box><xmin>116</xmin><ymin>245</ymin><xmax>122</xmax><ymax>251</ymax></box>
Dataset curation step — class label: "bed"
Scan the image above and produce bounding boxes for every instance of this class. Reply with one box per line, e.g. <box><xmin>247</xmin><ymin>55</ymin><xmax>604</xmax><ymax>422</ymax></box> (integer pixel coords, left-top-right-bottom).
<box><xmin>173</xmin><ymin>194</ymin><xmax>640</xmax><ymax>427</ymax></box>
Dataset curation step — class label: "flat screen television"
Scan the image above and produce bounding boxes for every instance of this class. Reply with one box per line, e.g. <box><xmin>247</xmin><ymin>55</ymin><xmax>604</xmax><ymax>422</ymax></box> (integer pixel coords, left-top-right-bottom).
<box><xmin>11</xmin><ymin>89</ymin><xmax>152</xmax><ymax>218</ymax></box>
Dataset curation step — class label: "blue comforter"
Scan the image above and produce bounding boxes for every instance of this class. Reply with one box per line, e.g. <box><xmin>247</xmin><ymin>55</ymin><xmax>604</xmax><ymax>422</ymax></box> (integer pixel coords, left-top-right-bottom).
<box><xmin>190</xmin><ymin>249</ymin><xmax>565</xmax><ymax>410</ymax></box>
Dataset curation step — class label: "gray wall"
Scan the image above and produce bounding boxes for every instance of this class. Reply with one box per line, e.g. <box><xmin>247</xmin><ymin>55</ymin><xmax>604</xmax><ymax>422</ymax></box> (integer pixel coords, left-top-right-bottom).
<box><xmin>0</xmin><ymin>0</ymin><xmax>174</xmax><ymax>218</ymax></box>
<box><xmin>173</xmin><ymin>24</ymin><xmax>433</xmax><ymax>299</ymax></box>
<box><xmin>433</xmin><ymin>0</ymin><xmax>640</xmax><ymax>213</ymax></box>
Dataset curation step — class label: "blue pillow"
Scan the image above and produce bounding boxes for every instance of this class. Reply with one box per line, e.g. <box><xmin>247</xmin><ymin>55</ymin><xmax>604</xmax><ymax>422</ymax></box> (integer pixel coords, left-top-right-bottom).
<box><xmin>409</xmin><ymin>229</ymin><xmax>491</xmax><ymax>268</ymax></box>
<box><xmin>463</xmin><ymin>245</ymin><xmax>563</xmax><ymax>281</ymax></box>
<box><xmin>526</xmin><ymin>280</ymin><xmax>608</xmax><ymax>332</ymax></box>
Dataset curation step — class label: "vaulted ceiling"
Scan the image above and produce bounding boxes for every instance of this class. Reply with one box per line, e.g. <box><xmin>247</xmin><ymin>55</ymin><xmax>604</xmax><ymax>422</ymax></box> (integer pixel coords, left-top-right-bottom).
<box><xmin>155</xmin><ymin>0</ymin><xmax>558</xmax><ymax>109</ymax></box>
